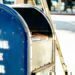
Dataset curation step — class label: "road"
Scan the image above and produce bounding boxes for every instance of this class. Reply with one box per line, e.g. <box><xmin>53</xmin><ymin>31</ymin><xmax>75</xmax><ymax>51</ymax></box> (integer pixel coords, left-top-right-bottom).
<box><xmin>51</xmin><ymin>15</ymin><xmax>75</xmax><ymax>75</ymax></box>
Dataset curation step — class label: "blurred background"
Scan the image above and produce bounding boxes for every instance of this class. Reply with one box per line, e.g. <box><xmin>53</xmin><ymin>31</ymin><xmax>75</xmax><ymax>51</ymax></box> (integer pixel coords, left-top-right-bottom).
<box><xmin>0</xmin><ymin>0</ymin><xmax>75</xmax><ymax>14</ymax></box>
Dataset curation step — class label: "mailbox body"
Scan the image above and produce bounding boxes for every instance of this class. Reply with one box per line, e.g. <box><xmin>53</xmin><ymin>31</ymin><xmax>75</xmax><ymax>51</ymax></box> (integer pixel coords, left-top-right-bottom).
<box><xmin>0</xmin><ymin>4</ymin><xmax>30</xmax><ymax>75</ymax></box>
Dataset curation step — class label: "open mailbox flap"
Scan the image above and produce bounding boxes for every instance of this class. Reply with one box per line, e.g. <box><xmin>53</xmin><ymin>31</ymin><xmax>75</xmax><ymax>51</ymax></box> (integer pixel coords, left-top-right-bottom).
<box><xmin>13</xmin><ymin>6</ymin><xmax>53</xmax><ymax>37</ymax></box>
<box><xmin>13</xmin><ymin>6</ymin><xmax>53</xmax><ymax>73</ymax></box>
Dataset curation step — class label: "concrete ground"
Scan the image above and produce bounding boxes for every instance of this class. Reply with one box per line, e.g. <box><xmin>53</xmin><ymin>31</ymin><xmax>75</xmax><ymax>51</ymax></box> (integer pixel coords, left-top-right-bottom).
<box><xmin>51</xmin><ymin>14</ymin><xmax>75</xmax><ymax>75</ymax></box>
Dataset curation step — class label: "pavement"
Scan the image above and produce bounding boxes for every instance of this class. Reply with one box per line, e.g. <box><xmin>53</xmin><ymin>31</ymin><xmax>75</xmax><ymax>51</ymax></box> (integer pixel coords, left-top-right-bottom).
<box><xmin>51</xmin><ymin>14</ymin><xmax>75</xmax><ymax>75</ymax></box>
<box><xmin>51</xmin><ymin>8</ymin><xmax>75</xmax><ymax>15</ymax></box>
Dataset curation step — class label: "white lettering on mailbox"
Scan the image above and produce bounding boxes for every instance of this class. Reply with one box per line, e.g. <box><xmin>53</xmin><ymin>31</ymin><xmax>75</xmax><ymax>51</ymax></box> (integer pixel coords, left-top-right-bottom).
<box><xmin>0</xmin><ymin>53</ymin><xmax>3</xmax><ymax>61</ymax></box>
<box><xmin>0</xmin><ymin>65</ymin><xmax>5</xmax><ymax>74</ymax></box>
<box><xmin>0</xmin><ymin>40</ymin><xmax>9</xmax><ymax>49</ymax></box>
<box><xmin>0</xmin><ymin>40</ymin><xmax>10</xmax><ymax>74</ymax></box>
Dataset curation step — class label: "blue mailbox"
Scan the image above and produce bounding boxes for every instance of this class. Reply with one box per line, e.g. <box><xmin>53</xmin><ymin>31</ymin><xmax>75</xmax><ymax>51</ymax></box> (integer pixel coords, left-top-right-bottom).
<box><xmin>0</xmin><ymin>4</ymin><xmax>30</xmax><ymax>75</ymax></box>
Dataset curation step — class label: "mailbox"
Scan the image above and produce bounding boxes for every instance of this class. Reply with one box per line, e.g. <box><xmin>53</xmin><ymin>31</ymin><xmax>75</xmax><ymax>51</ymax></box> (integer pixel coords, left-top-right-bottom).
<box><xmin>13</xmin><ymin>6</ymin><xmax>54</xmax><ymax>75</ymax></box>
<box><xmin>0</xmin><ymin>4</ymin><xmax>30</xmax><ymax>75</ymax></box>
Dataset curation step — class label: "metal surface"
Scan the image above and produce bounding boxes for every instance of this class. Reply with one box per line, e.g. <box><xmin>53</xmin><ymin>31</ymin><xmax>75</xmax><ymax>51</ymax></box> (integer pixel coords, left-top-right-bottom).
<box><xmin>32</xmin><ymin>63</ymin><xmax>54</xmax><ymax>73</ymax></box>
<box><xmin>0</xmin><ymin>4</ymin><xmax>30</xmax><ymax>75</ymax></box>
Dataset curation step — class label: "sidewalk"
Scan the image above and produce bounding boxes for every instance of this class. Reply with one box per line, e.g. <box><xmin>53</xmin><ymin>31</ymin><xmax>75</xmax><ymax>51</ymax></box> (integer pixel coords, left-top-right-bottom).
<box><xmin>51</xmin><ymin>15</ymin><xmax>75</xmax><ymax>75</ymax></box>
<box><xmin>51</xmin><ymin>10</ymin><xmax>75</xmax><ymax>15</ymax></box>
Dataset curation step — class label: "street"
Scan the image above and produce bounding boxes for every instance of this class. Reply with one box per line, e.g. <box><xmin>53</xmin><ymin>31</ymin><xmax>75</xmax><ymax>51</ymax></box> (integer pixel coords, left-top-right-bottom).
<box><xmin>51</xmin><ymin>15</ymin><xmax>75</xmax><ymax>75</ymax></box>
